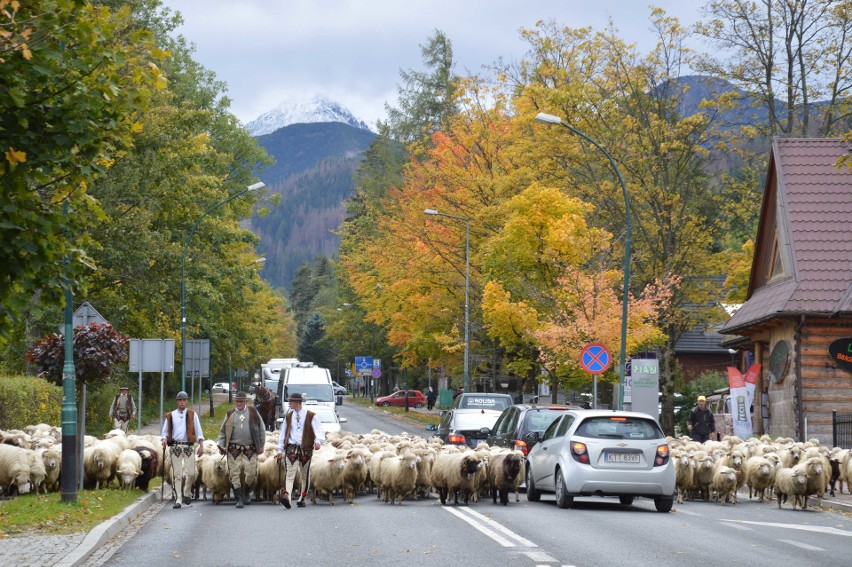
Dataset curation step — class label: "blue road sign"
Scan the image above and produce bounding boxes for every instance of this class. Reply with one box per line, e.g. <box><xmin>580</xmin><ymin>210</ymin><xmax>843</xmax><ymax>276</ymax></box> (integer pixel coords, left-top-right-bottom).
<box><xmin>355</xmin><ymin>356</ymin><xmax>374</xmax><ymax>376</ymax></box>
<box><xmin>580</xmin><ymin>343</ymin><xmax>612</xmax><ymax>375</ymax></box>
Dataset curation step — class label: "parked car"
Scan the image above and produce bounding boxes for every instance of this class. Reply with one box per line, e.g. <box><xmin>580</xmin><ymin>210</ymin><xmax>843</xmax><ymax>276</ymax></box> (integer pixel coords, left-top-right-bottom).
<box><xmin>211</xmin><ymin>382</ymin><xmax>235</xmax><ymax>394</ymax></box>
<box><xmin>450</xmin><ymin>392</ymin><xmax>514</xmax><ymax>411</ymax></box>
<box><xmin>277</xmin><ymin>402</ymin><xmax>348</xmax><ymax>435</ymax></box>
<box><xmin>375</xmin><ymin>390</ymin><xmax>426</xmax><ymax>408</ymax></box>
<box><xmin>486</xmin><ymin>404</ymin><xmax>581</xmax><ymax>456</ymax></box>
<box><xmin>526</xmin><ymin>410</ymin><xmax>675</xmax><ymax>512</ymax></box>
<box><xmin>435</xmin><ymin>408</ymin><xmax>503</xmax><ymax>448</ymax></box>
<box><xmin>332</xmin><ymin>381</ymin><xmax>347</xmax><ymax>395</ymax></box>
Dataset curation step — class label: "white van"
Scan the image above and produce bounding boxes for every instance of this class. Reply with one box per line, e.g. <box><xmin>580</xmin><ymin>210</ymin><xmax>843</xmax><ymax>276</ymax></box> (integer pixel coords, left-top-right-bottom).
<box><xmin>260</xmin><ymin>358</ymin><xmax>299</xmax><ymax>392</ymax></box>
<box><xmin>275</xmin><ymin>362</ymin><xmax>336</xmax><ymax>423</ymax></box>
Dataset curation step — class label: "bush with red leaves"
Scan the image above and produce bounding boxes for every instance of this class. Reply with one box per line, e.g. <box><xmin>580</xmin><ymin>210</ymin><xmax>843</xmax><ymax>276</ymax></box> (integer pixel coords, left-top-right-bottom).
<box><xmin>25</xmin><ymin>322</ymin><xmax>129</xmax><ymax>387</ymax></box>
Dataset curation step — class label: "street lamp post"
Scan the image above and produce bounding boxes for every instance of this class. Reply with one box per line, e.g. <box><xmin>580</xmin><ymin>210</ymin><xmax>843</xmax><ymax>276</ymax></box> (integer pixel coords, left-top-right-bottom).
<box><xmin>424</xmin><ymin>208</ymin><xmax>471</xmax><ymax>393</ymax></box>
<box><xmin>180</xmin><ymin>181</ymin><xmax>265</xmax><ymax>391</ymax></box>
<box><xmin>535</xmin><ymin>112</ymin><xmax>632</xmax><ymax>410</ymax></box>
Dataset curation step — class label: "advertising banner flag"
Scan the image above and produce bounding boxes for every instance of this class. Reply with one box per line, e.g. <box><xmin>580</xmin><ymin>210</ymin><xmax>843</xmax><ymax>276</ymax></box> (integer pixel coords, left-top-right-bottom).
<box><xmin>727</xmin><ymin>364</ymin><xmax>761</xmax><ymax>439</ymax></box>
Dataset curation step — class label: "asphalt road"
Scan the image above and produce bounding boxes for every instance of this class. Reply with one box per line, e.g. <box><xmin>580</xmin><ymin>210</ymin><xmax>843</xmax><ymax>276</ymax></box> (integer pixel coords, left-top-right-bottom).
<box><xmin>91</xmin><ymin>401</ymin><xmax>852</xmax><ymax>567</ymax></box>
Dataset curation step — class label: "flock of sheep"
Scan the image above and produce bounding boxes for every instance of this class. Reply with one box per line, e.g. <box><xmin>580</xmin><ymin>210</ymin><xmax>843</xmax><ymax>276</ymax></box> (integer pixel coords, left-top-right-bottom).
<box><xmin>669</xmin><ymin>434</ymin><xmax>850</xmax><ymax>510</ymax></box>
<box><xmin>0</xmin><ymin>424</ymin><xmax>524</xmax><ymax>508</ymax></box>
<box><xmin>3</xmin><ymin>423</ymin><xmax>849</xmax><ymax>513</ymax></box>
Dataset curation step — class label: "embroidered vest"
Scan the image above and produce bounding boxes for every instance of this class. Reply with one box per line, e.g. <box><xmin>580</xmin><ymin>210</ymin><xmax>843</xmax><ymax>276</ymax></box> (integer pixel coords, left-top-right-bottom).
<box><xmin>223</xmin><ymin>406</ymin><xmax>262</xmax><ymax>447</ymax></box>
<box><xmin>284</xmin><ymin>410</ymin><xmax>316</xmax><ymax>450</ymax></box>
<box><xmin>165</xmin><ymin>409</ymin><xmax>197</xmax><ymax>443</ymax></box>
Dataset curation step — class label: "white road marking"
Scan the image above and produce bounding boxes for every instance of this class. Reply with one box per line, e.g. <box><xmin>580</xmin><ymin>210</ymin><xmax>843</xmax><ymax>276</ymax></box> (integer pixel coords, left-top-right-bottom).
<box><xmin>720</xmin><ymin>520</ymin><xmax>852</xmax><ymax>537</ymax></box>
<box><xmin>674</xmin><ymin>508</ymin><xmax>702</xmax><ymax>516</ymax></box>
<box><xmin>458</xmin><ymin>507</ymin><xmax>538</xmax><ymax>547</ymax></box>
<box><xmin>442</xmin><ymin>506</ymin><xmax>516</xmax><ymax>547</ymax></box>
<box><xmin>778</xmin><ymin>539</ymin><xmax>824</xmax><ymax>551</ymax></box>
<box><xmin>718</xmin><ymin>521</ymin><xmax>753</xmax><ymax>531</ymax></box>
<box><xmin>522</xmin><ymin>551</ymin><xmax>557</xmax><ymax>562</ymax></box>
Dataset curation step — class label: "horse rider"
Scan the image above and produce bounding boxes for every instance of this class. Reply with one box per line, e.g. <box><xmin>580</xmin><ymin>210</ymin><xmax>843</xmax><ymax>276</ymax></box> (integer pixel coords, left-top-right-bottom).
<box><xmin>161</xmin><ymin>391</ymin><xmax>205</xmax><ymax>509</ymax></box>
<box><xmin>217</xmin><ymin>391</ymin><xmax>266</xmax><ymax>508</ymax></box>
<box><xmin>275</xmin><ymin>392</ymin><xmax>324</xmax><ymax>508</ymax></box>
<box><xmin>109</xmin><ymin>385</ymin><xmax>136</xmax><ymax>433</ymax></box>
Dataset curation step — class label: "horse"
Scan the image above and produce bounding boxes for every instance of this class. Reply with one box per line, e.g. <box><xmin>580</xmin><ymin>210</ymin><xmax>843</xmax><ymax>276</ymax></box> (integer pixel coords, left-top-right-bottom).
<box><xmin>254</xmin><ymin>384</ymin><xmax>277</xmax><ymax>431</ymax></box>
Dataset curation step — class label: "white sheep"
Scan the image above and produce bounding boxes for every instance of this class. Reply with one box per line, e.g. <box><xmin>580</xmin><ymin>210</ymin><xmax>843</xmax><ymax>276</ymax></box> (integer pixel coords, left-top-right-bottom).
<box><xmin>38</xmin><ymin>446</ymin><xmax>62</xmax><ymax>493</ymax></box>
<box><xmin>26</xmin><ymin>449</ymin><xmax>47</xmax><ymax>494</ymax></box>
<box><xmin>199</xmin><ymin>454</ymin><xmax>231</xmax><ymax>504</ymax></box>
<box><xmin>413</xmin><ymin>447</ymin><xmax>435</xmax><ymax>500</ymax></box>
<box><xmin>792</xmin><ymin>456</ymin><xmax>825</xmax><ymax>507</ymax></box>
<box><xmin>83</xmin><ymin>439</ymin><xmax>122</xmax><ymax>489</ymax></box>
<box><xmin>692</xmin><ymin>451</ymin><xmax>715</xmax><ymax>501</ymax></box>
<box><xmin>116</xmin><ymin>449</ymin><xmax>143</xmax><ymax>490</ymax></box>
<box><xmin>430</xmin><ymin>450</ymin><xmax>484</xmax><ymax>506</ymax></box>
<box><xmin>309</xmin><ymin>446</ymin><xmax>347</xmax><ymax>505</ymax></box>
<box><xmin>368</xmin><ymin>449</ymin><xmax>396</xmax><ymax>500</ymax></box>
<box><xmin>711</xmin><ymin>465</ymin><xmax>738</xmax><ymax>505</ymax></box>
<box><xmin>744</xmin><ymin>455</ymin><xmax>774</xmax><ymax>502</ymax></box>
<box><xmin>382</xmin><ymin>451</ymin><xmax>420</xmax><ymax>505</ymax></box>
<box><xmin>672</xmin><ymin>452</ymin><xmax>694</xmax><ymax>504</ymax></box>
<box><xmin>775</xmin><ymin>467</ymin><xmax>809</xmax><ymax>510</ymax></box>
<box><xmin>341</xmin><ymin>447</ymin><xmax>370</xmax><ymax>503</ymax></box>
<box><xmin>0</xmin><ymin>444</ymin><xmax>33</xmax><ymax>496</ymax></box>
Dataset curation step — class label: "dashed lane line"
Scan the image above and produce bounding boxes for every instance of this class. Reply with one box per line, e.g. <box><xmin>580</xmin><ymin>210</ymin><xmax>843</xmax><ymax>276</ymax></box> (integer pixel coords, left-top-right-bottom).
<box><xmin>778</xmin><ymin>539</ymin><xmax>824</xmax><ymax>551</ymax></box>
<box><xmin>719</xmin><ymin>519</ymin><xmax>852</xmax><ymax>537</ymax></box>
<box><xmin>457</xmin><ymin>507</ymin><xmax>539</xmax><ymax>547</ymax></box>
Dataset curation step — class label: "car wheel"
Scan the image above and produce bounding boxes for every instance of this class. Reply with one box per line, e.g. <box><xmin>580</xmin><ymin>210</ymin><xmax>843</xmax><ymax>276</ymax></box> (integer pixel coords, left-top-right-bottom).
<box><xmin>554</xmin><ymin>468</ymin><xmax>574</xmax><ymax>509</ymax></box>
<box><xmin>619</xmin><ymin>495</ymin><xmax>635</xmax><ymax>506</ymax></box>
<box><xmin>526</xmin><ymin>466</ymin><xmax>541</xmax><ymax>502</ymax></box>
<box><xmin>414</xmin><ymin>402</ymin><xmax>423</xmax><ymax>408</ymax></box>
<box><xmin>382</xmin><ymin>402</ymin><xmax>390</xmax><ymax>407</ymax></box>
<box><xmin>654</xmin><ymin>496</ymin><xmax>674</xmax><ymax>513</ymax></box>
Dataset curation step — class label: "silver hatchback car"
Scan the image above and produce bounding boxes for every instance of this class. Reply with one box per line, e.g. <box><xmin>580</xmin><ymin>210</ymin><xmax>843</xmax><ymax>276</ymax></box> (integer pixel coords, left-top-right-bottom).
<box><xmin>526</xmin><ymin>410</ymin><xmax>675</xmax><ymax>512</ymax></box>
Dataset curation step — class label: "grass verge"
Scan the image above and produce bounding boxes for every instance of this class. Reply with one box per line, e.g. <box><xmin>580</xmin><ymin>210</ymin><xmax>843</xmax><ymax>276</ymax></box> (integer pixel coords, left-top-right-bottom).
<box><xmin>0</xmin><ymin>489</ymin><xmax>146</xmax><ymax>537</ymax></box>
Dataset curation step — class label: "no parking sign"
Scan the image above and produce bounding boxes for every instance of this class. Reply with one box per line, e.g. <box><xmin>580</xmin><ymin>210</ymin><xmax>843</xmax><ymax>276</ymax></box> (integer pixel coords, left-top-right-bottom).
<box><xmin>580</xmin><ymin>343</ymin><xmax>611</xmax><ymax>374</ymax></box>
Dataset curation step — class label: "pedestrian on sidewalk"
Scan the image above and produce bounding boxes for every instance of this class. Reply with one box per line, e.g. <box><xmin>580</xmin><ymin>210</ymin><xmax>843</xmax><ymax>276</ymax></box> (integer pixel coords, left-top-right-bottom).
<box><xmin>161</xmin><ymin>391</ymin><xmax>205</xmax><ymax>509</ymax></box>
<box><xmin>275</xmin><ymin>392</ymin><xmax>324</xmax><ymax>508</ymax></box>
<box><xmin>216</xmin><ymin>391</ymin><xmax>266</xmax><ymax>508</ymax></box>
<box><xmin>109</xmin><ymin>386</ymin><xmax>136</xmax><ymax>433</ymax></box>
<box><xmin>426</xmin><ymin>387</ymin><xmax>437</xmax><ymax>411</ymax></box>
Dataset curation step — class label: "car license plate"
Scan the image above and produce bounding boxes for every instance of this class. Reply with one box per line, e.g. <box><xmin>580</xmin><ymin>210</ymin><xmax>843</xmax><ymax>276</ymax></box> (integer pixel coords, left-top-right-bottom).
<box><xmin>470</xmin><ymin>439</ymin><xmax>481</xmax><ymax>447</ymax></box>
<box><xmin>604</xmin><ymin>452</ymin><xmax>639</xmax><ymax>464</ymax></box>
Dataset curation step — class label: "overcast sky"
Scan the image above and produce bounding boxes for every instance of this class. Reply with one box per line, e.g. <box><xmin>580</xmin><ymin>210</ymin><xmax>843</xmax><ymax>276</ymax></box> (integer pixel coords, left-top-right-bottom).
<box><xmin>160</xmin><ymin>1</ymin><xmax>704</xmax><ymax>128</ymax></box>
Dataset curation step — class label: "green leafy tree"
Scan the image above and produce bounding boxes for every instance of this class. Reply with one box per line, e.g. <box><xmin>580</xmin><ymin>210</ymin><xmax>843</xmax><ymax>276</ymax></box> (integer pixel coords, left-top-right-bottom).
<box><xmin>0</xmin><ymin>0</ymin><xmax>165</xmax><ymax>339</ymax></box>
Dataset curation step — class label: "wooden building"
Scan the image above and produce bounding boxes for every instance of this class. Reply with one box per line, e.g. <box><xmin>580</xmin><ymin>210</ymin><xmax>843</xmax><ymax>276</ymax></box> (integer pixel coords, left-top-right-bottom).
<box><xmin>720</xmin><ymin>138</ymin><xmax>852</xmax><ymax>444</ymax></box>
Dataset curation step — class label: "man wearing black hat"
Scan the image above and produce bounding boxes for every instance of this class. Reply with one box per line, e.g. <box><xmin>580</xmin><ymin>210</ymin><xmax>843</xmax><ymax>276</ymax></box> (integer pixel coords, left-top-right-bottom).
<box><xmin>109</xmin><ymin>386</ymin><xmax>136</xmax><ymax>433</ymax></box>
<box><xmin>216</xmin><ymin>392</ymin><xmax>266</xmax><ymax>508</ymax></box>
<box><xmin>161</xmin><ymin>391</ymin><xmax>205</xmax><ymax>509</ymax></box>
<box><xmin>275</xmin><ymin>392</ymin><xmax>324</xmax><ymax>508</ymax></box>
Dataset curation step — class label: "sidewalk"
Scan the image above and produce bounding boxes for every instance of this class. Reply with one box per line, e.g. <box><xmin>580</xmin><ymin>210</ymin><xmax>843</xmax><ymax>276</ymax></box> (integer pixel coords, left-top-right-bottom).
<box><xmin>0</xmin><ymin>394</ymin><xmax>231</xmax><ymax>567</ymax></box>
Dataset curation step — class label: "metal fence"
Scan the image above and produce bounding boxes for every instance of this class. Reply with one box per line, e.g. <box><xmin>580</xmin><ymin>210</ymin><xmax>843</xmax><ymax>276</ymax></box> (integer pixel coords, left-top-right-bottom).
<box><xmin>832</xmin><ymin>410</ymin><xmax>852</xmax><ymax>449</ymax></box>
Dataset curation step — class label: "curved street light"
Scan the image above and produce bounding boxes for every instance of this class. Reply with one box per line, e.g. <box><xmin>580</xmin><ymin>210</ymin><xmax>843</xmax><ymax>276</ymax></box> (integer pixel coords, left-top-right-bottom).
<box><xmin>535</xmin><ymin>112</ymin><xmax>632</xmax><ymax>410</ymax></box>
<box><xmin>180</xmin><ymin>181</ymin><xmax>265</xmax><ymax>391</ymax></box>
<box><xmin>424</xmin><ymin>208</ymin><xmax>471</xmax><ymax>393</ymax></box>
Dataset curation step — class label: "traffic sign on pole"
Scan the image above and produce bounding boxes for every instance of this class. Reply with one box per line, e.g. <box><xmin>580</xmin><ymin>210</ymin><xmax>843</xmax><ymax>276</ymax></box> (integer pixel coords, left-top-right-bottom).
<box><xmin>371</xmin><ymin>368</ymin><xmax>382</xmax><ymax>379</ymax></box>
<box><xmin>580</xmin><ymin>343</ymin><xmax>612</xmax><ymax>375</ymax></box>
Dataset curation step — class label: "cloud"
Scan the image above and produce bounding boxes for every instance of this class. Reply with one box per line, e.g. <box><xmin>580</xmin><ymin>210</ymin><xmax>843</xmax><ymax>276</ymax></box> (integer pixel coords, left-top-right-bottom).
<box><xmin>162</xmin><ymin>0</ymin><xmax>702</xmax><ymax>126</ymax></box>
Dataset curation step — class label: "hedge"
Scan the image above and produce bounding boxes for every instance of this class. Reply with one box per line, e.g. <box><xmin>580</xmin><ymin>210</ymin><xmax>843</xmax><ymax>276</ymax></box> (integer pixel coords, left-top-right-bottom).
<box><xmin>0</xmin><ymin>375</ymin><xmax>62</xmax><ymax>429</ymax></box>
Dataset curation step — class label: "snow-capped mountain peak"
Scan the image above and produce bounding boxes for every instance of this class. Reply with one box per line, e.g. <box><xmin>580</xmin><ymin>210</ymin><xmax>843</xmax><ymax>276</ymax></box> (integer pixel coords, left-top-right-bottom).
<box><xmin>244</xmin><ymin>96</ymin><xmax>372</xmax><ymax>136</ymax></box>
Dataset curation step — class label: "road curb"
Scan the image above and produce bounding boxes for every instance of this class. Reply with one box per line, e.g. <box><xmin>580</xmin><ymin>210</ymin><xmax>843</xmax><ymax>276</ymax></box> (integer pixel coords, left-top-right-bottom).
<box><xmin>54</xmin><ymin>490</ymin><xmax>159</xmax><ymax>567</ymax></box>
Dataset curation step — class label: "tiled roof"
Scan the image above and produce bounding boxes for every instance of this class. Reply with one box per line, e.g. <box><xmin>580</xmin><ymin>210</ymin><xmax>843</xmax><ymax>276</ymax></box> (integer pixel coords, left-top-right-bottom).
<box><xmin>722</xmin><ymin>138</ymin><xmax>852</xmax><ymax>333</ymax></box>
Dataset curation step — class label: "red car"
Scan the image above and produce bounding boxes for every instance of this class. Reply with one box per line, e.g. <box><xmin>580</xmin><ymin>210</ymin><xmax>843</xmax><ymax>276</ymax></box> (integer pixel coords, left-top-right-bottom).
<box><xmin>375</xmin><ymin>390</ymin><xmax>427</xmax><ymax>408</ymax></box>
